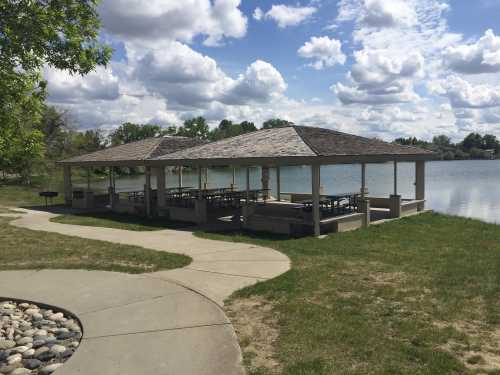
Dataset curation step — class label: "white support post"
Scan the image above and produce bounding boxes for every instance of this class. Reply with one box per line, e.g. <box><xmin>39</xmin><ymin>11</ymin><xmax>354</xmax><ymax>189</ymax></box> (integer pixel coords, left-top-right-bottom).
<box><xmin>198</xmin><ymin>167</ymin><xmax>202</xmax><ymax>190</ymax></box>
<box><xmin>261</xmin><ymin>166</ymin><xmax>270</xmax><ymax>200</ymax></box>
<box><xmin>311</xmin><ymin>164</ymin><xmax>321</xmax><ymax>237</ymax></box>
<box><xmin>204</xmin><ymin>167</ymin><xmax>208</xmax><ymax>189</ymax></box>
<box><xmin>145</xmin><ymin>167</ymin><xmax>152</xmax><ymax>218</ymax></box>
<box><xmin>361</xmin><ymin>163</ymin><xmax>366</xmax><ymax>199</ymax></box>
<box><xmin>360</xmin><ymin>163</ymin><xmax>370</xmax><ymax>227</ymax></box>
<box><xmin>156</xmin><ymin>167</ymin><xmax>166</xmax><ymax>209</ymax></box>
<box><xmin>243</xmin><ymin>167</ymin><xmax>251</xmax><ymax>223</ymax></box>
<box><xmin>393</xmin><ymin>161</ymin><xmax>398</xmax><ymax>196</ymax></box>
<box><xmin>415</xmin><ymin>160</ymin><xmax>426</xmax><ymax>211</ymax></box>
<box><xmin>63</xmin><ymin>165</ymin><xmax>72</xmax><ymax>205</ymax></box>
<box><xmin>390</xmin><ymin>161</ymin><xmax>402</xmax><ymax>218</ymax></box>
<box><xmin>108</xmin><ymin>167</ymin><xmax>114</xmax><ymax>208</ymax></box>
<box><xmin>178</xmin><ymin>166</ymin><xmax>183</xmax><ymax>188</ymax></box>
<box><xmin>276</xmin><ymin>166</ymin><xmax>281</xmax><ymax>201</ymax></box>
<box><xmin>231</xmin><ymin>167</ymin><xmax>236</xmax><ymax>190</ymax></box>
<box><xmin>246</xmin><ymin>167</ymin><xmax>250</xmax><ymax>203</ymax></box>
<box><xmin>86</xmin><ymin>168</ymin><xmax>91</xmax><ymax>191</ymax></box>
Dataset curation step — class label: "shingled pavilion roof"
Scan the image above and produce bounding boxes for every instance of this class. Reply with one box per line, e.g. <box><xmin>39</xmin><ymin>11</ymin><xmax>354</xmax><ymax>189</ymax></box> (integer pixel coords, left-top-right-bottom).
<box><xmin>58</xmin><ymin>136</ymin><xmax>206</xmax><ymax>167</ymax></box>
<box><xmin>150</xmin><ymin>126</ymin><xmax>436</xmax><ymax>167</ymax></box>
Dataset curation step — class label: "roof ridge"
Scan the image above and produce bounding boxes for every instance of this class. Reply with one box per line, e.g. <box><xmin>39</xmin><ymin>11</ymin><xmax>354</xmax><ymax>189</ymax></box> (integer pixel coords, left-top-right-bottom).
<box><xmin>292</xmin><ymin>126</ymin><xmax>321</xmax><ymax>156</ymax></box>
<box><xmin>144</xmin><ymin>137</ymin><xmax>165</xmax><ymax>160</ymax></box>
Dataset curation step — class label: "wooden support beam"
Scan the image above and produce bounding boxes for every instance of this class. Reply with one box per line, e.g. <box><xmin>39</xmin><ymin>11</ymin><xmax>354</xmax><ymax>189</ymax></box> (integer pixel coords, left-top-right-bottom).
<box><xmin>261</xmin><ymin>166</ymin><xmax>270</xmax><ymax>200</ymax></box>
<box><xmin>108</xmin><ymin>167</ymin><xmax>114</xmax><ymax>208</ymax></box>
<box><xmin>361</xmin><ymin>163</ymin><xmax>366</xmax><ymax>198</ymax></box>
<box><xmin>231</xmin><ymin>167</ymin><xmax>236</xmax><ymax>190</ymax></box>
<box><xmin>198</xmin><ymin>167</ymin><xmax>202</xmax><ymax>190</ymax></box>
<box><xmin>311</xmin><ymin>164</ymin><xmax>321</xmax><ymax>237</ymax></box>
<box><xmin>276</xmin><ymin>166</ymin><xmax>281</xmax><ymax>201</ymax></box>
<box><xmin>393</xmin><ymin>161</ymin><xmax>398</xmax><ymax>196</ymax></box>
<box><xmin>156</xmin><ymin>167</ymin><xmax>166</xmax><ymax>208</ymax></box>
<box><xmin>145</xmin><ymin>167</ymin><xmax>152</xmax><ymax>218</ymax></box>
<box><xmin>63</xmin><ymin>165</ymin><xmax>72</xmax><ymax>205</ymax></box>
<box><xmin>246</xmin><ymin>167</ymin><xmax>250</xmax><ymax>203</ymax></box>
<box><xmin>415</xmin><ymin>160</ymin><xmax>425</xmax><ymax>211</ymax></box>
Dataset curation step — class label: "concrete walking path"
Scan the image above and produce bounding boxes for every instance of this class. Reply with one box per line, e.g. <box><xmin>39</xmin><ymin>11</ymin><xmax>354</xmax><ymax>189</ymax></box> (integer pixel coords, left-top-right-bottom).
<box><xmin>0</xmin><ymin>209</ymin><xmax>290</xmax><ymax>375</ymax></box>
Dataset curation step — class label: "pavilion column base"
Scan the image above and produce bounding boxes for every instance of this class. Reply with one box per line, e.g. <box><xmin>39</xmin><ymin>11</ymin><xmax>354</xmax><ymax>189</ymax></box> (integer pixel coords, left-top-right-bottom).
<box><xmin>417</xmin><ymin>201</ymin><xmax>425</xmax><ymax>212</ymax></box>
<box><xmin>195</xmin><ymin>200</ymin><xmax>208</xmax><ymax>224</ymax></box>
<box><xmin>241</xmin><ymin>204</ymin><xmax>256</xmax><ymax>224</ymax></box>
<box><xmin>108</xmin><ymin>187</ymin><xmax>118</xmax><ymax>210</ymax></box>
<box><xmin>389</xmin><ymin>194</ymin><xmax>402</xmax><ymax>218</ymax></box>
<box><xmin>361</xmin><ymin>198</ymin><xmax>371</xmax><ymax>228</ymax></box>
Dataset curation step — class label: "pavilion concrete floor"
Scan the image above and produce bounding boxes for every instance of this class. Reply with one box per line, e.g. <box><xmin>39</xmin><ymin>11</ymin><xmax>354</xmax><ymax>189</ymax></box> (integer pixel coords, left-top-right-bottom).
<box><xmin>0</xmin><ymin>209</ymin><xmax>290</xmax><ymax>375</ymax></box>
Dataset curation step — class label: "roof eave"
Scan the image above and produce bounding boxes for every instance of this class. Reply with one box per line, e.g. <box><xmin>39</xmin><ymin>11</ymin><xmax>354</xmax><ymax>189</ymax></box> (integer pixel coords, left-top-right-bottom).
<box><xmin>56</xmin><ymin>159</ymin><xmax>148</xmax><ymax>167</ymax></box>
<box><xmin>146</xmin><ymin>153</ymin><xmax>437</xmax><ymax>167</ymax></box>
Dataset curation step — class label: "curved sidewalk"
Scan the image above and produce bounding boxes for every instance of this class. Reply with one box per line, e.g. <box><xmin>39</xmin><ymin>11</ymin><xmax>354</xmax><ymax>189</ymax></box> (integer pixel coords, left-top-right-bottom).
<box><xmin>0</xmin><ymin>209</ymin><xmax>290</xmax><ymax>375</ymax></box>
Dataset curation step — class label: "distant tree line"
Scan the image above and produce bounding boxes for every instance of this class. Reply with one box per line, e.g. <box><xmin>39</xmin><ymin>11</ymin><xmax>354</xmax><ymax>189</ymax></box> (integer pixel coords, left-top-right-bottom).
<box><xmin>7</xmin><ymin>103</ymin><xmax>498</xmax><ymax>185</ymax></box>
<box><xmin>0</xmin><ymin>102</ymin><xmax>294</xmax><ymax>184</ymax></box>
<box><xmin>394</xmin><ymin>133</ymin><xmax>500</xmax><ymax>160</ymax></box>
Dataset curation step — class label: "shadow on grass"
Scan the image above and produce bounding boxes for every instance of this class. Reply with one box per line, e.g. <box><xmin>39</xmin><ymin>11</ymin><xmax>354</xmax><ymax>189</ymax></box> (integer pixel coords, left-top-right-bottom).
<box><xmin>50</xmin><ymin>210</ymin><xmax>197</xmax><ymax>231</ymax></box>
<box><xmin>195</xmin><ymin>227</ymin><xmax>292</xmax><ymax>244</ymax></box>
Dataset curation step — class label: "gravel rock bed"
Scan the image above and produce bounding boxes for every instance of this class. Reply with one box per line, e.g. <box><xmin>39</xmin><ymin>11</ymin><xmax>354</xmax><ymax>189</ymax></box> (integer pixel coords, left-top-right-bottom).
<box><xmin>0</xmin><ymin>300</ymin><xmax>82</xmax><ymax>375</ymax></box>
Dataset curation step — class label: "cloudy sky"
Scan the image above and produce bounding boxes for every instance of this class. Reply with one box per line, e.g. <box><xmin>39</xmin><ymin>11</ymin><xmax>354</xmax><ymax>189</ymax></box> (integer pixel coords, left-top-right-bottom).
<box><xmin>45</xmin><ymin>0</ymin><xmax>500</xmax><ymax>141</ymax></box>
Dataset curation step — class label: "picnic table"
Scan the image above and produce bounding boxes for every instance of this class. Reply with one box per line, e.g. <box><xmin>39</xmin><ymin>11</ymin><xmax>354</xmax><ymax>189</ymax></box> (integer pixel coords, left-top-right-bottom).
<box><xmin>164</xmin><ymin>187</ymin><xmax>271</xmax><ymax>208</ymax></box>
<box><xmin>299</xmin><ymin>192</ymin><xmax>360</xmax><ymax>215</ymax></box>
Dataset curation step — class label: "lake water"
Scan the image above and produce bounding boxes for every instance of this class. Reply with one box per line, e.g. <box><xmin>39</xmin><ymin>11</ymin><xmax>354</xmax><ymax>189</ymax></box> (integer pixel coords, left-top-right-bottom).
<box><xmin>80</xmin><ymin>160</ymin><xmax>500</xmax><ymax>224</ymax></box>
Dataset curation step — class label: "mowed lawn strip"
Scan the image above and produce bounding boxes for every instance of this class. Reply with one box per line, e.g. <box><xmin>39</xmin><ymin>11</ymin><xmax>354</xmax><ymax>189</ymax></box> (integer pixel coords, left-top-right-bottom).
<box><xmin>51</xmin><ymin>212</ymin><xmax>194</xmax><ymax>231</ymax></box>
<box><xmin>0</xmin><ymin>183</ymin><xmax>64</xmax><ymax>207</ymax></box>
<box><xmin>0</xmin><ymin>217</ymin><xmax>191</xmax><ymax>273</ymax></box>
<box><xmin>196</xmin><ymin>213</ymin><xmax>500</xmax><ymax>375</ymax></box>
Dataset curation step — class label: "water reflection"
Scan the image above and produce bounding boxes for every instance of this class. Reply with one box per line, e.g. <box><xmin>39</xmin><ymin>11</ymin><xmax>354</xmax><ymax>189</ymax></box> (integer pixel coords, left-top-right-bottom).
<box><xmin>78</xmin><ymin>160</ymin><xmax>500</xmax><ymax>224</ymax></box>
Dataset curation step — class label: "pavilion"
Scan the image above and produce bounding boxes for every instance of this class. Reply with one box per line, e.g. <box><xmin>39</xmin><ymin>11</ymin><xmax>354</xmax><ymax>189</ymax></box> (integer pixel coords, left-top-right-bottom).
<box><xmin>58</xmin><ymin>126</ymin><xmax>436</xmax><ymax>236</ymax></box>
<box><xmin>58</xmin><ymin>136</ymin><xmax>205</xmax><ymax>216</ymax></box>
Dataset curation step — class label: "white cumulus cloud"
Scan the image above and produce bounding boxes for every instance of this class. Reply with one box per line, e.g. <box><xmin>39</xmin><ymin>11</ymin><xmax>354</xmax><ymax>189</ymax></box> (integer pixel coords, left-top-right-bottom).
<box><xmin>253</xmin><ymin>7</ymin><xmax>263</xmax><ymax>21</ymax></box>
<box><xmin>429</xmin><ymin>75</ymin><xmax>500</xmax><ymax>109</ymax></box>
<box><xmin>298</xmin><ymin>36</ymin><xmax>346</xmax><ymax>69</ymax></box>
<box><xmin>333</xmin><ymin>49</ymin><xmax>423</xmax><ymax>104</ymax></box>
<box><xmin>45</xmin><ymin>66</ymin><xmax>120</xmax><ymax>103</ymax></box>
<box><xmin>443</xmin><ymin>29</ymin><xmax>500</xmax><ymax>74</ymax></box>
<box><xmin>221</xmin><ymin>60</ymin><xmax>287</xmax><ymax>105</ymax></box>
<box><xmin>99</xmin><ymin>0</ymin><xmax>247</xmax><ymax>47</ymax></box>
<box><xmin>262</xmin><ymin>4</ymin><xmax>317</xmax><ymax>28</ymax></box>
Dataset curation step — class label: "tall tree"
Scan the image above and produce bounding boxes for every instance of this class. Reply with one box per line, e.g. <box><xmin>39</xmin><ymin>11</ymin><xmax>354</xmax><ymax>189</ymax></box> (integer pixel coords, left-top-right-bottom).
<box><xmin>0</xmin><ymin>74</ymin><xmax>46</xmax><ymax>182</ymax></box>
<box><xmin>73</xmin><ymin>130</ymin><xmax>106</xmax><ymax>153</ymax></box>
<box><xmin>461</xmin><ymin>133</ymin><xmax>484</xmax><ymax>151</ymax></box>
<box><xmin>0</xmin><ymin>0</ymin><xmax>111</xmax><ymax>75</ymax></box>
<box><xmin>210</xmin><ymin>120</ymin><xmax>258</xmax><ymax>140</ymax></box>
<box><xmin>432</xmin><ymin>135</ymin><xmax>452</xmax><ymax>148</ymax></box>
<box><xmin>110</xmin><ymin>123</ymin><xmax>162</xmax><ymax>145</ymax></box>
<box><xmin>240</xmin><ymin>121</ymin><xmax>257</xmax><ymax>133</ymax></box>
<box><xmin>262</xmin><ymin>118</ymin><xmax>294</xmax><ymax>129</ymax></box>
<box><xmin>177</xmin><ymin>117</ymin><xmax>210</xmax><ymax>139</ymax></box>
<box><xmin>483</xmin><ymin>134</ymin><xmax>499</xmax><ymax>151</ymax></box>
<box><xmin>37</xmin><ymin>106</ymin><xmax>74</xmax><ymax>160</ymax></box>
<box><xmin>0</xmin><ymin>0</ymin><xmax>111</xmax><ymax>182</ymax></box>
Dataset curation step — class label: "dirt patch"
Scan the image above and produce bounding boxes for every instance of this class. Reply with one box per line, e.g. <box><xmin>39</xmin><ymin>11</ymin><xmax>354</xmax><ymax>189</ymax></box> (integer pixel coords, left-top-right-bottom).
<box><xmin>225</xmin><ymin>296</ymin><xmax>281</xmax><ymax>374</ymax></box>
<box><xmin>437</xmin><ymin>317</ymin><xmax>500</xmax><ymax>373</ymax></box>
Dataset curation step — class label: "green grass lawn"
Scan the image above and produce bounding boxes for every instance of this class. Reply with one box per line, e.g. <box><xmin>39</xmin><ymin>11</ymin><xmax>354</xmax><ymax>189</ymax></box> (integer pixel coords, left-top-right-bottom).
<box><xmin>0</xmin><ymin>182</ymin><xmax>64</xmax><ymax>207</ymax></box>
<box><xmin>196</xmin><ymin>213</ymin><xmax>500</xmax><ymax>375</ymax></box>
<box><xmin>0</xmin><ymin>216</ymin><xmax>190</xmax><ymax>273</ymax></box>
<box><xmin>0</xmin><ymin>174</ymin><xmax>106</xmax><ymax>207</ymax></box>
<box><xmin>51</xmin><ymin>211</ymin><xmax>195</xmax><ymax>231</ymax></box>
<box><xmin>0</xmin><ymin>208</ymin><xmax>25</xmax><ymax>214</ymax></box>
